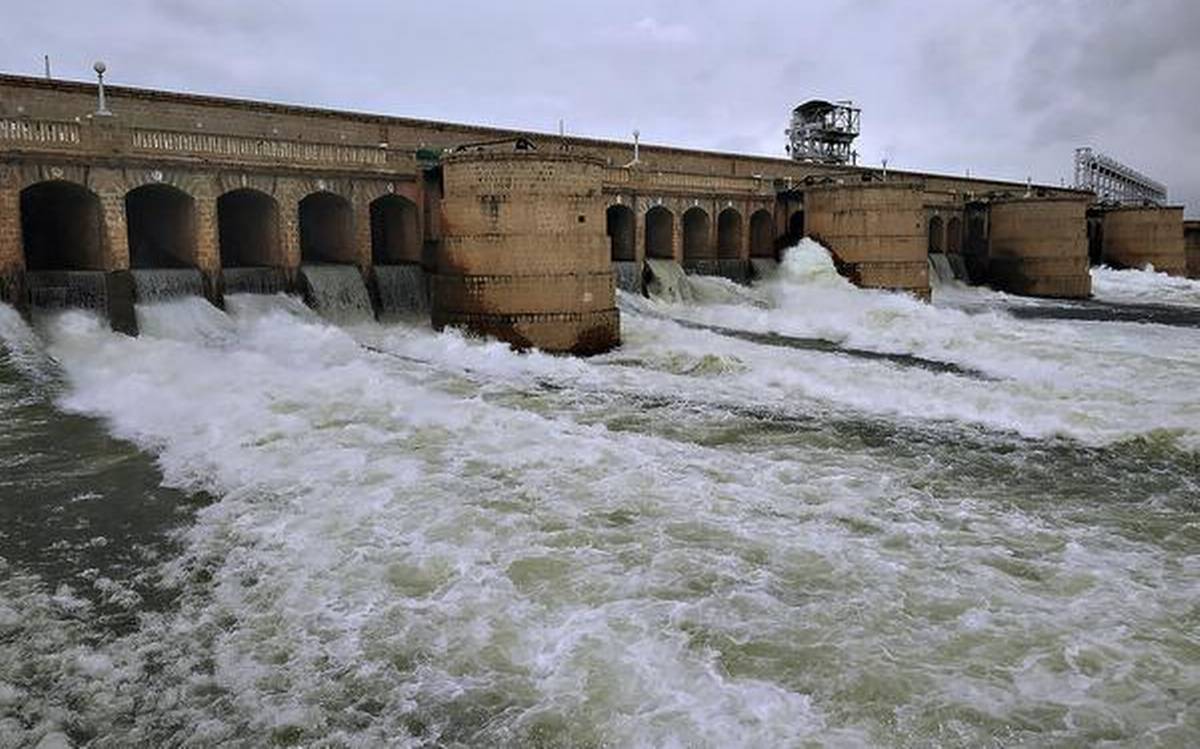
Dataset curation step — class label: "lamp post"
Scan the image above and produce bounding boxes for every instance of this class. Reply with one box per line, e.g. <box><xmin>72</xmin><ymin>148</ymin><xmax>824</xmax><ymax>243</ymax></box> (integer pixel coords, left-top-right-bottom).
<box><xmin>94</xmin><ymin>61</ymin><xmax>112</xmax><ymax>116</ymax></box>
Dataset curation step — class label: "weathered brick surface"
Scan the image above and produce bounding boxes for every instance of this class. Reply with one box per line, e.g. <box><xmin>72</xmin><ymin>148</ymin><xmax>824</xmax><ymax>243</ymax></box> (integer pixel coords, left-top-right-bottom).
<box><xmin>805</xmin><ymin>182</ymin><xmax>929</xmax><ymax>296</ymax></box>
<box><xmin>988</xmin><ymin>197</ymin><xmax>1091</xmax><ymax>298</ymax></box>
<box><xmin>0</xmin><ymin>167</ymin><xmax>21</xmax><ymax>274</ymax></box>
<box><xmin>1100</xmin><ymin>206</ymin><xmax>1187</xmax><ymax>276</ymax></box>
<box><xmin>434</xmin><ymin>151</ymin><xmax>619</xmax><ymax>353</ymax></box>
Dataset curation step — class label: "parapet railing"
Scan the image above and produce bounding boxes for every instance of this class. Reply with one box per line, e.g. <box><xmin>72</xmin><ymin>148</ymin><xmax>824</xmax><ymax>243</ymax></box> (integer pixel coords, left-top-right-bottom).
<box><xmin>0</xmin><ymin>118</ymin><xmax>81</xmax><ymax>147</ymax></box>
<box><xmin>604</xmin><ymin>166</ymin><xmax>772</xmax><ymax>195</ymax></box>
<box><xmin>0</xmin><ymin>117</ymin><xmax>412</xmax><ymax>172</ymax></box>
<box><xmin>130</xmin><ymin>128</ymin><xmax>390</xmax><ymax>168</ymax></box>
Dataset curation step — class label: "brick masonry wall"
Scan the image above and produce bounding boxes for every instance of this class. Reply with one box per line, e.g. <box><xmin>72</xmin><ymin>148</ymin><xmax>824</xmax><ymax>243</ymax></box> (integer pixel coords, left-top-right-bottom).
<box><xmin>988</xmin><ymin>197</ymin><xmax>1091</xmax><ymax>298</ymax></box>
<box><xmin>805</xmin><ymin>182</ymin><xmax>930</xmax><ymax>297</ymax></box>
<box><xmin>434</xmin><ymin>151</ymin><xmax>619</xmax><ymax>354</ymax></box>
<box><xmin>1100</xmin><ymin>206</ymin><xmax>1187</xmax><ymax>276</ymax></box>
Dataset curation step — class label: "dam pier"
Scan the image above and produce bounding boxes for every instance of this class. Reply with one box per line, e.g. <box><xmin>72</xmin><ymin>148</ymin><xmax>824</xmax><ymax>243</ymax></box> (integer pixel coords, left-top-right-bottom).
<box><xmin>1</xmin><ymin>73</ymin><xmax>1194</xmax><ymax>352</ymax></box>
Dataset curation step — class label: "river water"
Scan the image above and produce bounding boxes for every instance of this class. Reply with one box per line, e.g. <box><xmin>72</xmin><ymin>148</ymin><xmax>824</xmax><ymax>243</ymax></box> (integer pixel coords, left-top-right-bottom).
<box><xmin>1</xmin><ymin>242</ymin><xmax>1198</xmax><ymax>747</ymax></box>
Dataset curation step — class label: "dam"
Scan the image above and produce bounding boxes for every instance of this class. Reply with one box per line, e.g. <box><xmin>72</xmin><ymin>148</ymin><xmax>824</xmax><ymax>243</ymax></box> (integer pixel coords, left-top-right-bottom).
<box><xmin>4</xmin><ymin>67</ymin><xmax>1200</xmax><ymax>747</ymax></box>
<box><xmin>4</xmin><ymin>72</ymin><xmax>1192</xmax><ymax>352</ymax></box>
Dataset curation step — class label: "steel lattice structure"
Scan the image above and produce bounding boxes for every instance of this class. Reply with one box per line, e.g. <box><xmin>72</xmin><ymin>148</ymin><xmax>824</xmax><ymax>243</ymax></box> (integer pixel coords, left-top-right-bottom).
<box><xmin>1073</xmin><ymin>147</ymin><xmax>1166</xmax><ymax>205</ymax></box>
<box><xmin>787</xmin><ymin>100</ymin><xmax>860</xmax><ymax>165</ymax></box>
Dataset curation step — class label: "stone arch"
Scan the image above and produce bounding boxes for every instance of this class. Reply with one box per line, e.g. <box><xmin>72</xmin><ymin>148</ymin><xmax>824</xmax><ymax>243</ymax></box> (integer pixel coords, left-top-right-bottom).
<box><xmin>750</xmin><ymin>209</ymin><xmax>775</xmax><ymax>258</ymax></box>
<box><xmin>682</xmin><ymin>206</ymin><xmax>711</xmax><ymax>261</ymax></box>
<box><xmin>125</xmin><ymin>183</ymin><xmax>197</xmax><ymax>269</ymax></box>
<box><xmin>928</xmin><ymin>215</ymin><xmax>945</xmax><ymax>254</ymax></box>
<box><xmin>645</xmin><ymin>206</ymin><xmax>674</xmax><ymax>260</ymax></box>
<box><xmin>20</xmin><ymin>180</ymin><xmax>106</xmax><ymax>270</ymax></box>
<box><xmin>946</xmin><ymin>216</ymin><xmax>962</xmax><ymax>254</ymax></box>
<box><xmin>717</xmin><ymin>208</ymin><xmax>742</xmax><ymax>260</ymax></box>
<box><xmin>299</xmin><ymin>191</ymin><xmax>355</xmax><ymax>264</ymax></box>
<box><xmin>606</xmin><ymin>204</ymin><xmax>636</xmax><ymax>262</ymax></box>
<box><xmin>787</xmin><ymin>210</ymin><xmax>805</xmax><ymax>244</ymax></box>
<box><xmin>218</xmin><ymin>188</ymin><xmax>281</xmax><ymax>268</ymax></box>
<box><xmin>370</xmin><ymin>194</ymin><xmax>420</xmax><ymax>264</ymax></box>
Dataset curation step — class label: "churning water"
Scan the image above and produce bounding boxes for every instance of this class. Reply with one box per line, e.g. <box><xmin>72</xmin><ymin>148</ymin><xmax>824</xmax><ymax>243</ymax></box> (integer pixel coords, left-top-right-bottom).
<box><xmin>2</xmin><ymin>241</ymin><xmax>1198</xmax><ymax>747</ymax></box>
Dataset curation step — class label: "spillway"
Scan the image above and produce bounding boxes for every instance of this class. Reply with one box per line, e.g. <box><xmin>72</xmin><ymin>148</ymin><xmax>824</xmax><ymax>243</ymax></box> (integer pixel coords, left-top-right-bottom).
<box><xmin>2</xmin><ymin>242</ymin><xmax>1200</xmax><ymax>747</ymax></box>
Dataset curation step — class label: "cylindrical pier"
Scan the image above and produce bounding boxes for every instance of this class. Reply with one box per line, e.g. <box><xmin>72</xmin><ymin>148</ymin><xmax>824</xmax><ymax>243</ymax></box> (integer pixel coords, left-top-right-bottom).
<box><xmin>1100</xmin><ymin>206</ymin><xmax>1187</xmax><ymax>275</ymax></box>
<box><xmin>804</xmin><ymin>181</ymin><xmax>929</xmax><ymax>298</ymax></box>
<box><xmin>987</xmin><ymin>196</ymin><xmax>1091</xmax><ymax>298</ymax></box>
<box><xmin>433</xmin><ymin>149</ymin><xmax>619</xmax><ymax>354</ymax></box>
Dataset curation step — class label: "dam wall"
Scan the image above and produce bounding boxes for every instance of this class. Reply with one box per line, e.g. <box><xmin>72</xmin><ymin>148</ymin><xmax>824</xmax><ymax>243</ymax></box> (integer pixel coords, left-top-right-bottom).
<box><xmin>433</xmin><ymin>149</ymin><xmax>618</xmax><ymax>354</ymax></box>
<box><xmin>805</xmin><ymin>181</ymin><xmax>929</xmax><ymax>298</ymax></box>
<box><xmin>3</xmin><ymin>71</ymin><xmax>1174</xmax><ymax>346</ymax></box>
<box><xmin>987</xmin><ymin>196</ymin><xmax>1091</xmax><ymax>298</ymax></box>
<box><xmin>1098</xmin><ymin>206</ymin><xmax>1187</xmax><ymax>275</ymax></box>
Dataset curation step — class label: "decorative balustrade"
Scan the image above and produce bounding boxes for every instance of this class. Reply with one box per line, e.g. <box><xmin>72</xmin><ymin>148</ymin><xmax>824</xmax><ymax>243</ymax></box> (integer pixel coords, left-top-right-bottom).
<box><xmin>604</xmin><ymin>166</ymin><xmax>769</xmax><ymax>195</ymax></box>
<box><xmin>0</xmin><ymin>119</ymin><xmax>81</xmax><ymax>146</ymax></box>
<box><xmin>131</xmin><ymin>128</ymin><xmax>390</xmax><ymax>167</ymax></box>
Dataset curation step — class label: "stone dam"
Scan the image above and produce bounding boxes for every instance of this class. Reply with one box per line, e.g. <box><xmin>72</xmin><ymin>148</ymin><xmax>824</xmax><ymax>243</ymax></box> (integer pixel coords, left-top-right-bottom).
<box><xmin>1</xmin><ymin>73</ymin><xmax>1194</xmax><ymax>353</ymax></box>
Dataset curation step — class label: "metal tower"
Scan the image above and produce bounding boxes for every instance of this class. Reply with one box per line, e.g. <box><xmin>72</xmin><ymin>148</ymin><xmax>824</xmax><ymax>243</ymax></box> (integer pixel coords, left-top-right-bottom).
<box><xmin>786</xmin><ymin>100</ymin><xmax>860</xmax><ymax>165</ymax></box>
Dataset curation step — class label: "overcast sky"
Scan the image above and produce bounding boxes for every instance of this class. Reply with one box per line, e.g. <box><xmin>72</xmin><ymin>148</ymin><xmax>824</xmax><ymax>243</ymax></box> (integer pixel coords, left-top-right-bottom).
<box><xmin>3</xmin><ymin>0</ymin><xmax>1197</xmax><ymax>214</ymax></box>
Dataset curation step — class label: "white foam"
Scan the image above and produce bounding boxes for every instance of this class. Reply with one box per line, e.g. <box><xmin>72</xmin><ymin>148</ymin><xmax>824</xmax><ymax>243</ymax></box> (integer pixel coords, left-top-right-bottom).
<box><xmin>2</xmin><ymin>266</ymin><xmax>1198</xmax><ymax>744</ymax></box>
<box><xmin>622</xmin><ymin>239</ymin><xmax>1200</xmax><ymax>448</ymax></box>
<box><xmin>1090</xmin><ymin>264</ymin><xmax>1200</xmax><ymax>307</ymax></box>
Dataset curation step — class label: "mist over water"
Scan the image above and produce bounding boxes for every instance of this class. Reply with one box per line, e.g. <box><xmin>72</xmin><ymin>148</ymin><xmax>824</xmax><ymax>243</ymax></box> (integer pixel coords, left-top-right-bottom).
<box><xmin>1</xmin><ymin>243</ymin><xmax>1198</xmax><ymax>746</ymax></box>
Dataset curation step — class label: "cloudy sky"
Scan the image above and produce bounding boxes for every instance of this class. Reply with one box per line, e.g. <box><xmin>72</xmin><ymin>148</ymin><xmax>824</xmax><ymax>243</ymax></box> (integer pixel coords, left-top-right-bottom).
<box><xmin>3</xmin><ymin>0</ymin><xmax>1197</xmax><ymax>214</ymax></box>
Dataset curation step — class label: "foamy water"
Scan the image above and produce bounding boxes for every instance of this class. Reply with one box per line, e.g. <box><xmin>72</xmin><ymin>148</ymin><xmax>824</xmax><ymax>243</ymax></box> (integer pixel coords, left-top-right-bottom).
<box><xmin>1091</xmin><ymin>264</ymin><xmax>1200</xmax><ymax>307</ymax></box>
<box><xmin>1</xmin><ymin>246</ymin><xmax>1199</xmax><ymax>746</ymax></box>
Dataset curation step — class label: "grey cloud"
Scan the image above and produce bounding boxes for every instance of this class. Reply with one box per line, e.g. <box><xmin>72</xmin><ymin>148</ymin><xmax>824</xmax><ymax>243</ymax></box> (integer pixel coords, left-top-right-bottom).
<box><xmin>3</xmin><ymin>0</ymin><xmax>1196</xmax><ymax>212</ymax></box>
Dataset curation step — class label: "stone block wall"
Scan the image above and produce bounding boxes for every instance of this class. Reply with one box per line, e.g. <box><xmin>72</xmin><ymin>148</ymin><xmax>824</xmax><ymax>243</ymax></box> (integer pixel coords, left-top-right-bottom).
<box><xmin>987</xmin><ymin>197</ymin><xmax>1091</xmax><ymax>298</ymax></box>
<box><xmin>1100</xmin><ymin>206</ymin><xmax>1187</xmax><ymax>276</ymax></box>
<box><xmin>804</xmin><ymin>181</ymin><xmax>929</xmax><ymax>298</ymax></box>
<box><xmin>434</xmin><ymin>150</ymin><xmax>619</xmax><ymax>354</ymax></box>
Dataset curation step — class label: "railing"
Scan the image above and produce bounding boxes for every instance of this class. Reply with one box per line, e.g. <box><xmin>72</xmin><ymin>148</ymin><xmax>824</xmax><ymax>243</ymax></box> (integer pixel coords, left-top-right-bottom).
<box><xmin>604</xmin><ymin>167</ymin><xmax>769</xmax><ymax>194</ymax></box>
<box><xmin>0</xmin><ymin>118</ymin><xmax>81</xmax><ymax>145</ymax></box>
<box><xmin>131</xmin><ymin>128</ymin><xmax>389</xmax><ymax>167</ymax></box>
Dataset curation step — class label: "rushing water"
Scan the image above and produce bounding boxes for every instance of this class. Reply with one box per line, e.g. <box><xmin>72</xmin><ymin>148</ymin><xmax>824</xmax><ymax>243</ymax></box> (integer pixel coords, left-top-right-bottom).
<box><xmin>1</xmin><ymin>241</ymin><xmax>1198</xmax><ymax>747</ymax></box>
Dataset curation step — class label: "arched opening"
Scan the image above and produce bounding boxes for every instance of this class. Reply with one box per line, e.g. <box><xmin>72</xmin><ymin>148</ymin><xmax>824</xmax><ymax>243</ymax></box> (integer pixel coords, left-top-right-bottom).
<box><xmin>645</xmin><ymin>206</ymin><xmax>674</xmax><ymax>260</ymax></box>
<box><xmin>787</xmin><ymin>210</ymin><xmax>805</xmax><ymax>244</ymax></box>
<box><xmin>682</xmin><ymin>207</ymin><xmax>711</xmax><ymax>261</ymax></box>
<box><xmin>750</xmin><ymin>210</ymin><xmax>775</xmax><ymax>258</ymax></box>
<box><xmin>218</xmin><ymin>189</ymin><xmax>280</xmax><ymax>267</ymax></box>
<box><xmin>299</xmin><ymin>191</ymin><xmax>355</xmax><ymax>264</ymax></box>
<box><xmin>717</xmin><ymin>208</ymin><xmax>742</xmax><ymax>259</ymax></box>
<box><xmin>928</xmin><ymin>216</ymin><xmax>945</xmax><ymax>254</ymax></box>
<box><xmin>946</xmin><ymin>217</ymin><xmax>962</xmax><ymax>254</ymax></box>
<box><xmin>370</xmin><ymin>194</ymin><xmax>420</xmax><ymax>265</ymax></box>
<box><xmin>20</xmin><ymin>180</ymin><xmax>106</xmax><ymax>270</ymax></box>
<box><xmin>606</xmin><ymin>204</ymin><xmax>636</xmax><ymax>261</ymax></box>
<box><xmin>125</xmin><ymin>184</ymin><xmax>196</xmax><ymax>269</ymax></box>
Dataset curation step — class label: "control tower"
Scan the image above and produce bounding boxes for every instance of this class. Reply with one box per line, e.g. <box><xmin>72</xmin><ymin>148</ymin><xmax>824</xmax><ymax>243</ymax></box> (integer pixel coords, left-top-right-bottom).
<box><xmin>786</xmin><ymin>99</ymin><xmax>860</xmax><ymax>165</ymax></box>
